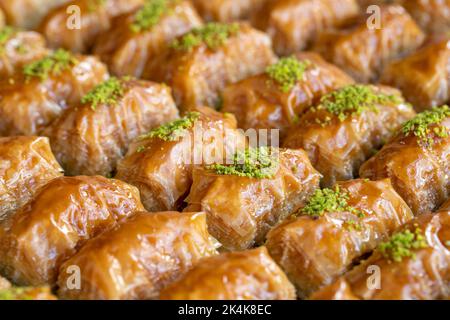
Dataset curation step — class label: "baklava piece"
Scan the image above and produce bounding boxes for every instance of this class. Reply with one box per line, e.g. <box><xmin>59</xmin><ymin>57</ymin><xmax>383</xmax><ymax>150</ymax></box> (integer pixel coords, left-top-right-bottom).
<box><xmin>0</xmin><ymin>49</ymin><xmax>108</xmax><ymax>136</ymax></box>
<box><xmin>311</xmin><ymin>210</ymin><xmax>450</xmax><ymax>300</ymax></box>
<box><xmin>93</xmin><ymin>0</ymin><xmax>202</xmax><ymax>78</ymax></box>
<box><xmin>44</xmin><ymin>77</ymin><xmax>179</xmax><ymax>176</ymax></box>
<box><xmin>184</xmin><ymin>147</ymin><xmax>321</xmax><ymax>251</ymax></box>
<box><xmin>160</xmin><ymin>247</ymin><xmax>296</xmax><ymax>300</ymax></box>
<box><xmin>402</xmin><ymin>0</ymin><xmax>450</xmax><ymax>36</ymax></box>
<box><xmin>116</xmin><ymin>106</ymin><xmax>245</xmax><ymax>212</ymax></box>
<box><xmin>0</xmin><ymin>136</ymin><xmax>63</xmax><ymax>219</ymax></box>
<box><xmin>283</xmin><ymin>84</ymin><xmax>415</xmax><ymax>187</ymax></box>
<box><xmin>222</xmin><ymin>52</ymin><xmax>354</xmax><ymax>138</ymax></box>
<box><xmin>360</xmin><ymin>105</ymin><xmax>450</xmax><ymax>215</ymax></box>
<box><xmin>314</xmin><ymin>5</ymin><xmax>425</xmax><ymax>82</ymax></box>
<box><xmin>39</xmin><ymin>0</ymin><xmax>144</xmax><ymax>53</ymax></box>
<box><xmin>251</xmin><ymin>0</ymin><xmax>360</xmax><ymax>55</ymax></box>
<box><xmin>0</xmin><ymin>27</ymin><xmax>49</xmax><ymax>77</ymax></box>
<box><xmin>57</xmin><ymin>211</ymin><xmax>219</xmax><ymax>299</ymax></box>
<box><xmin>0</xmin><ymin>0</ymin><xmax>69</xmax><ymax>29</ymax></box>
<box><xmin>0</xmin><ymin>176</ymin><xmax>144</xmax><ymax>286</ymax></box>
<box><xmin>266</xmin><ymin>178</ymin><xmax>414</xmax><ymax>298</ymax></box>
<box><xmin>381</xmin><ymin>39</ymin><xmax>450</xmax><ymax>111</ymax></box>
<box><xmin>144</xmin><ymin>22</ymin><xmax>276</xmax><ymax>110</ymax></box>
<box><xmin>191</xmin><ymin>0</ymin><xmax>266</xmax><ymax>22</ymax></box>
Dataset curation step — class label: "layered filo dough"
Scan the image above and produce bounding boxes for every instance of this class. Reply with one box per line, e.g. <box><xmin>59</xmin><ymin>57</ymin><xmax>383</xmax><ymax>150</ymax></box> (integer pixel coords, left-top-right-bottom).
<box><xmin>251</xmin><ymin>0</ymin><xmax>360</xmax><ymax>56</ymax></box>
<box><xmin>381</xmin><ymin>39</ymin><xmax>450</xmax><ymax>111</ymax></box>
<box><xmin>0</xmin><ymin>0</ymin><xmax>69</xmax><ymax>29</ymax></box>
<box><xmin>222</xmin><ymin>52</ymin><xmax>354</xmax><ymax>138</ymax></box>
<box><xmin>144</xmin><ymin>22</ymin><xmax>276</xmax><ymax>110</ymax></box>
<box><xmin>160</xmin><ymin>247</ymin><xmax>296</xmax><ymax>300</ymax></box>
<box><xmin>57</xmin><ymin>211</ymin><xmax>220</xmax><ymax>300</ymax></box>
<box><xmin>116</xmin><ymin>106</ymin><xmax>246</xmax><ymax>212</ymax></box>
<box><xmin>266</xmin><ymin>178</ymin><xmax>414</xmax><ymax>298</ymax></box>
<box><xmin>184</xmin><ymin>147</ymin><xmax>321</xmax><ymax>251</ymax></box>
<box><xmin>314</xmin><ymin>4</ymin><xmax>425</xmax><ymax>83</ymax></box>
<box><xmin>0</xmin><ymin>136</ymin><xmax>63</xmax><ymax>219</ymax></box>
<box><xmin>93</xmin><ymin>0</ymin><xmax>202</xmax><ymax>78</ymax></box>
<box><xmin>39</xmin><ymin>0</ymin><xmax>144</xmax><ymax>53</ymax></box>
<box><xmin>311</xmin><ymin>210</ymin><xmax>450</xmax><ymax>300</ymax></box>
<box><xmin>283</xmin><ymin>84</ymin><xmax>415</xmax><ymax>187</ymax></box>
<box><xmin>0</xmin><ymin>50</ymin><xmax>108</xmax><ymax>136</ymax></box>
<box><xmin>44</xmin><ymin>77</ymin><xmax>179</xmax><ymax>176</ymax></box>
<box><xmin>0</xmin><ymin>28</ymin><xmax>49</xmax><ymax>78</ymax></box>
<box><xmin>360</xmin><ymin>105</ymin><xmax>450</xmax><ymax>215</ymax></box>
<box><xmin>191</xmin><ymin>0</ymin><xmax>266</xmax><ymax>22</ymax></box>
<box><xmin>401</xmin><ymin>0</ymin><xmax>450</xmax><ymax>36</ymax></box>
<box><xmin>0</xmin><ymin>176</ymin><xmax>144</xmax><ymax>286</ymax></box>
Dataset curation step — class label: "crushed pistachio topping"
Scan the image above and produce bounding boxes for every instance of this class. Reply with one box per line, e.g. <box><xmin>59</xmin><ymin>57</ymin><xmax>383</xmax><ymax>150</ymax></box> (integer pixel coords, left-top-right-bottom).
<box><xmin>0</xmin><ymin>26</ymin><xmax>16</xmax><ymax>54</ymax></box>
<box><xmin>266</xmin><ymin>57</ymin><xmax>311</xmax><ymax>92</ymax></box>
<box><xmin>140</xmin><ymin>112</ymin><xmax>200</xmax><ymax>141</ymax></box>
<box><xmin>378</xmin><ymin>226</ymin><xmax>428</xmax><ymax>262</ymax></box>
<box><xmin>207</xmin><ymin>147</ymin><xmax>279</xmax><ymax>179</ymax></box>
<box><xmin>301</xmin><ymin>185</ymin><xmax>364</xmax><ymax>218</ymax></box>
<box><xmin>87</xmin><ymin>0</ymin><xmax>106</xmax><ymax>12</ymax></box>
<box><xmin>23</xmin><ymin>49</ymin><xmax>77</xmax><ymax>81</ymax></box>
<box><xmin>81</xmin><ymin>77</ymin><xmax>125</xmax><ymax>110</ymax></box>
<box><xmin>402</xmin><ymin>105</ymin><xmax>450</xmax><ymax>147</ymax></box>
<box><xmin>171</xmin><ymin>22</ymin><xmax>240</xmax><ymax>51</ymax></box>
<box><xmin>318</xmin><ymin>85</ymin><xmax>400</xmax><ymax>122</ymax></box>
<box><xmin>0</xmin><ymin>287</ymin><xmax>33</xmax><ymax>300</ymax></box>
<box><xmin>130</xmin><ymin>0</ymin><xmax>171</xmax><ymax>33</ymax></box>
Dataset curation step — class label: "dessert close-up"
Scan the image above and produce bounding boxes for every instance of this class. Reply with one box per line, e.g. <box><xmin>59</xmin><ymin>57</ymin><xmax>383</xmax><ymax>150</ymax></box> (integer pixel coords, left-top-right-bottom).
<box><xmin>0</xmin><ymin>0</ymin><xmax>449</xmax><ymax>303</ymax></box>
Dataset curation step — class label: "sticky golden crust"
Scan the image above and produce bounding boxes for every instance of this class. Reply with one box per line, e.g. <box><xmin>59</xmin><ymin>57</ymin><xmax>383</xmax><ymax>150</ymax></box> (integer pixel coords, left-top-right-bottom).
<box><xmin>57</xmin><ymin>211</ymin><xmax>219</xmax><ymax>300</ymax></box>
<box><xmin>0</xmin><ymin>175</ymin><xmax>144</xmax><ymax>286</ymax></box>
<box><xmin>222</xmin><ymin>52</ymin><xmax>354</xmax><ymax>138</ymax></box>
<box><xmin>0</xmin><ymin>31</ymin><xmax>50</xmax><ymax>78</ymax></box>
<box><xmin>144</xmin><ymin>22</ymin><xmax>276</xmax><ymax>110</ymax></box>
<box><xmin>441</xmin><ymin>199</ymin><xmax>450</xmax><ymax>211</ymax></box>
<box><xmin>266</xmin><ymin>179</ymin><xmax>414</xmax><ymax>299</ymax></box>
<box><xmin>360</xmin><ymin>117</ymin><xmax>450</xmax><ymax>215</ymax></box>
<box><xmin>191</xmin><ymin>0</ymin><xmax>266</xmax><ymax>22</ymax></box>
<box><xmin>0</xmin><ymin>0</ymin><xmax>69</xmax><ymax>29</ymax></box>
<box><xmin>311</xmin><ymin>211</ymin><xmax>450</xmax><ymax>300</ymax></box>
<box><xmin>402</xmin><ymin>0</ymin><xmax>450</xmax><ymax>35</ymax></box>
<box><xmin>314</xmin><ymin>5</ymin><xmax>425</xmax><ymax>83</ymax></box>
<box><xmin>115</xmin><ymin>106</ymin><xmax>245</xmax><ymax>212</ymax></box>
<box><xmin>381</xmin><ymin>39</ymin><xmax>450</xmax><ymax>112</ymax></box>
<box><xmin>184</xmin><ymin>148</ymin><xmax>321</xmax><ymax>251</ymax></box>
<box><xmin>251</xmin><ymin>0</ymin><xmax>360</xmax><ymax>55</ymax></box>
<box><xmin>0</xmin><ymin>136</ymin><xmax>63</xmax><ymax>219</ymax></box>
<box><xmin>0</xmin><ymin>54</ymin><xmax>108</xmax><ymax>136</ymax></box>
<box><xmin>39</xmin><ymin>0</ymin><xmax>144</xmax><ymax>53</ymax></box>
<box><xmin>44</xmin><ymin>79</ymin><xmax>179</xmax><ymax>176</ymax></box>
<box><xmin>283</xmin><ymin>85</ymin><xmax>415</xmax><ymax>187</ymax></box>
<box><xmin>160</xmin><ymin>247</ymin><xmax>296</xmax><ymax>300</ymax></box>
<box><xmin>94</xmin><ymin>0</ymin><xmax>202</xmax><ymax>78</ymax></box>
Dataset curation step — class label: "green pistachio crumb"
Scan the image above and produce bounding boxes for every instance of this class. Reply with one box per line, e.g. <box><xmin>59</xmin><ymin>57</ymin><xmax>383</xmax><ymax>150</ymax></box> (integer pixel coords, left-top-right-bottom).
<box><xmin>0</xmin><ymin>287</ymin><xmax>34</xmax><ymax>300</ymax></box>
<box><xmin>171</xmin><ymin>22</ymin><xmax>240</xmax><ymax>51</ymax></box>
<box><xmin>87</xmin><ymin>0</ymin><xmax>106</xmax><ymax>12</ymax></box>
<box><xmin>378</xmin><ymin>227</ymin><xmax>428</xmax><ymax>262</ymax></box>
<box><xmin>301</xmin><ymin>185</ymin><xmax>363</xmax><ymax>218</ymax></box>
<box><xmin>130</xmin><ymin>0</ymin><xmax>171</xmax><ymax>33</ymax></box>
<box><xmin>266</xmin><ymin>56</ymin><xmax>311</xmax><ymax>93</ymax></box>
<box><xmin>136</xmin><ymin>145</ymin><xmax>146</xmax><ymax>153</ymax></box>
<box><xmin>0</xmin><ymin>26</ymin><xmax>16</xmax><ymax>54</ymax></box>
<box><xmin>402</xmin><ymin>105</ymin><xmax>450</xmax><ymax>147</ymax></box>
<box><xmin>23</xmin><ymin>49</ymin><xmax>77</xmax><ymax>81</ymax></box>
<box><xmin>318</xmin><ymin>85</ymin><xmax>401</xmax><ymax>123</ymax></box>
<box><xmin>207</xmin><ymin>147</ymin><xmax>279</xmax><ymax>179</ymax></box>
<box><xmin>81</xmin><ymin>77</ymin><xmax>125</xmax><ymax>110</ymax></box>
<box><xmin>140</xmin><ymin>112</ymin><xmax>200</xmax><ymax>141</ymax></box>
